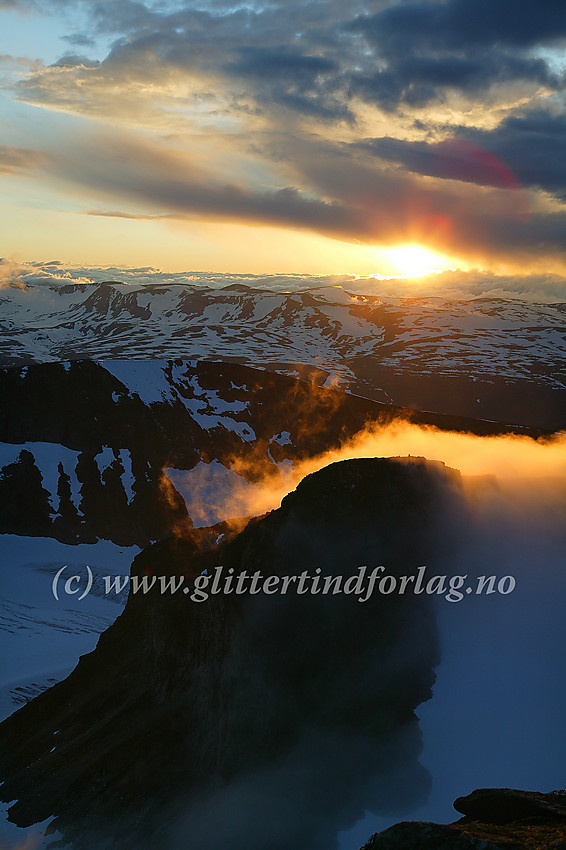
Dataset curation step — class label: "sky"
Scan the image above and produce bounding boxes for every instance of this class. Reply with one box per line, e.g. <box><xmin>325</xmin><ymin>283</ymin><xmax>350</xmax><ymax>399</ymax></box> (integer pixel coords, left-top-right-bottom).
<box><xmin>1</xmin><ymin>0</ymin><xmax>566</xmax><ymax>276</ymax></box>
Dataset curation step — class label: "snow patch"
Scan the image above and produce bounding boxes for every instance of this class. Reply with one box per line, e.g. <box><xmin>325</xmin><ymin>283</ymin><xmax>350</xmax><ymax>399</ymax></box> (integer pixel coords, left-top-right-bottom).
<box><xmin>95</xmin><ymin>446</ymin><xmax>116</xmax><ymax>477</ymax></box>
<box><xmin>0</xmin><ymin>534</ymin><xmax>140</xmax><ymax>714</ymax></box>
<box><xmin>118</xmin><ymin>449</ymin><xmax>135</xmax><ymax>504</ymax></box>
<box><xmin>271</xmin><ymin>431</ymin><xmax>292</xmax><ymax>446</ymax></box>
<box><xmin>100</xmin><ymin>360</ymin><xmax>175</xmax><ymax>405</ymax></box>
<box><xmin>169</xmin><ymin>367</ymin><xmax>255</xmax><ymax>440</ymax></box>
<box><xmin>0</xmin><ymin>533</ymin><xmax>138</xmax><ymax>843</ymax></box>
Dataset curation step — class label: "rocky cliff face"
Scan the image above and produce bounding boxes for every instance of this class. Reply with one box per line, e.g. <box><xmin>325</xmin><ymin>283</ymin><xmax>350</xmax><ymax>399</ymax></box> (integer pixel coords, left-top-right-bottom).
<box><xmin>362</xmin><ymin>788</ymin><xmax>566</xmax><ymax>849</ymax></box>
<box><xmin>0</xmin><ymin>457</ymin><xmax>462</xmax><ymax>850</ymax></box>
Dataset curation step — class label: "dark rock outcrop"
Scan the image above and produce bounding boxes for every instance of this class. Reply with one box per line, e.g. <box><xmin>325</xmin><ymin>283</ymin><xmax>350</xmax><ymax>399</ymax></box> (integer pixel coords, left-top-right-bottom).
<box><xmin>455</xmin><ymin>788</ymin><xmax>566</xmax><ymax>825</ymax></box>
<box><xmin>361</xmin><ymin>789</ymin><xmax>566</xmax><ymax>849</ymax></box>
<box><xmin>0</xmin><ymin>457</ymin><xmax>462</xmax><ymax>850</ymax></box>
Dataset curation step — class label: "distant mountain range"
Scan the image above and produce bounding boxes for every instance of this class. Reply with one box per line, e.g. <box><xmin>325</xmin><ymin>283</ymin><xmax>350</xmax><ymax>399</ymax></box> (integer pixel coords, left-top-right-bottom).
<box><xmin>1</xmin><ymin>279</ymin><xmax>564</xmax><ymax>428</ymax></box>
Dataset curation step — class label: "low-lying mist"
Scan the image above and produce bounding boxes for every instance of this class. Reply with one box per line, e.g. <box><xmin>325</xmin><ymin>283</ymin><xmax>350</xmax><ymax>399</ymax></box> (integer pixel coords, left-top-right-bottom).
<box><xmin>340</xmin><ymin>458</ymin><xmax>566</xmax><ymax>847</ymax></box>
<box><xmin>167</xmin><ymin>420</ymin><xmax>566</xmax><ymax>526</ymax></box>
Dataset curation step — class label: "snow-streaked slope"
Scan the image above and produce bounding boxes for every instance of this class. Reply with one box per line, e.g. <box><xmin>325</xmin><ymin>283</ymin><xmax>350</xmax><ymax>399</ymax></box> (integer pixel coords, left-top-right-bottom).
<box><xmin>101</xmin><ymin>359</ymin><xmax>181</xmax><ymax>405</ymax></box>
<box><xmin>3</xmin><ymin>360</ymin><xmax>389</xmax><ymax>544</ymax></box>
<box><xmin>0</xmin><ymin>535</ymin><xmax>139</xmax><ymax>720</ymax></box>
<box><xmin>102</xmin><ymin>360</ymin><xmax>258</xmax><ymax>439</ymax></box>
<box><xmin>0</xmin><ymin>441</ymin><xmax>139</xmax><ymax>524</ymax></box>
<box><xmin>1</xmin><ymin>280</ymin><xmax>564</xmax><ymax>399</ymax></box>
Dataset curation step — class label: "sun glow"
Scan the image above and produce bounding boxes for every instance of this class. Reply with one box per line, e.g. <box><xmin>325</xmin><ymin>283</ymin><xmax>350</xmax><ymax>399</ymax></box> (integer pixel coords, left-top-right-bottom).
<box><xmin>384</xmin><ymin>244</ymin><xmax>455</xmax><ymax>278</ymax></box>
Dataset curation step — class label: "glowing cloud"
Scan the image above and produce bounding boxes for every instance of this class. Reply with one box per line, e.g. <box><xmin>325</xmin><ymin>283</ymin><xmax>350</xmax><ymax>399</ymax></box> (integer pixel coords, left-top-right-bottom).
<box><xmin>167</xmin><ymin>422</ymin><xmax>566</xmax><ymax>528</ymax></box>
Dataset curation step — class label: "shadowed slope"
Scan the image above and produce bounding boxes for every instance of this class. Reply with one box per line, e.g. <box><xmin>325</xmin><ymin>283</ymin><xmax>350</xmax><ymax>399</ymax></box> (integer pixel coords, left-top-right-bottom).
<box><xmin>0</xmin><ymin>458</ymin><xmax>463</xmax><ymax>850</ymax></box>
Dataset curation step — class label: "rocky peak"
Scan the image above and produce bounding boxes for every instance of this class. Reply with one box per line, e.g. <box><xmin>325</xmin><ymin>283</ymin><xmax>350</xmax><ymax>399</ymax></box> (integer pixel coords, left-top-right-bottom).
<box><xmin>0</xmin><ymin>457</ymin><xmax>458</xmax><ymax>850</ymax></box>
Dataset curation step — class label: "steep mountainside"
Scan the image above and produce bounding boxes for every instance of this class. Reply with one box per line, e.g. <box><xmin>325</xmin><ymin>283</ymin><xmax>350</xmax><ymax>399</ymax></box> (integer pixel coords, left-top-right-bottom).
<box><xmin>0</xmin><ymin>458</ymin><xmax>461</xmax><ymax>850</ymax></box>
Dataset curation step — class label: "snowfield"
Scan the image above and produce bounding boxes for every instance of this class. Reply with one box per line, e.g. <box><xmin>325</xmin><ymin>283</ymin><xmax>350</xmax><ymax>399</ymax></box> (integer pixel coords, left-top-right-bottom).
<box><xmin>0</xmin><ymin>535</ymin><xmax>139</xmax><ymax>848</ymax></box>
<box><xmin>0</xmin><ymin>535</ymin><xmax>139</xmax><ymax>721</ymax></box>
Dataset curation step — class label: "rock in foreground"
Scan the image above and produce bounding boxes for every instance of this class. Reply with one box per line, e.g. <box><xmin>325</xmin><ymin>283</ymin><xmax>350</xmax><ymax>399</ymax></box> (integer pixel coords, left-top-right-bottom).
<box><xmin>362</xmin><ymin>788</ymin><xmax>566</xmax><ymax>849</ymax></box>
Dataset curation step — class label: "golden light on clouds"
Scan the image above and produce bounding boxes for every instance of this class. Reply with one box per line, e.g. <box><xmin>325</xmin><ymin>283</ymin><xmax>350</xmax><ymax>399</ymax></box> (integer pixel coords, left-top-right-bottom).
<box><xmin>170</xmin><ymin>422</ymin><xmax>566</xmax><ymax>526</ymax></box>
<box><xmin>1</xmin><ymin>0</ymin><xmax>565</xmax><ymax>275</ymax></box>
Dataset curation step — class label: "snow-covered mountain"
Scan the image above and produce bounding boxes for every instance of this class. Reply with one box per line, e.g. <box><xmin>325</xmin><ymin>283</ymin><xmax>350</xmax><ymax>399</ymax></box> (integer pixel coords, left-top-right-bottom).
<box><xmin>1</xmin><ymin>279</ymin><xmax>564</xmax><ymax>428</ymax></box>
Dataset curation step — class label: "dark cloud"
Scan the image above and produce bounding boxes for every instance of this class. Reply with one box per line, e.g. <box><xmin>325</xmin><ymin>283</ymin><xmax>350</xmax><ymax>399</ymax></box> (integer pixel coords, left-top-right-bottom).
<box><xmin>52</xmin><ymin>53</ymin><xmax>100</xmax><ymax>68</ymax></box>
<box><xmin>82</xmin><ymin>209</ymin><xmax>173</xmax><ymax>220</ymax></box>
<box><xmin>11</xmin><ymin>0</ymin><xmax>565</xmax><ymax>120</ymax></box>
<box><xmin>38</xmin><ymin>129</ymin><xmax>566</xmax><ymax>265</ymax></box>
<box><xmin>361</xmin><ymin>110</ymin><xmax>566</xmax><ymax>201</ymax></box>
<box><xmin>227</xmin><ymin>48</ymin><xmax>337</xmax><ymax>85</ymax></box>
<box><xmin>348</xmin><ymin>0</ymin><xmax>565</xmax><ymax>108</ymax></box>
<box><xmin>225</xmin><ymin>46</ymin><xmax>352</xmax><ymax>120</ymax></box>
<box><xmin>61</xmin><ymin>33</ymin><xmax>97</xmax><ymax>47</ymax></box>
<box><xmin>354</xmin><ymin>0</ymin><xmax>566</xmax><ymax>52</ymax></box>
<box><xmin>48</xmin><ymin>132</ymin><xmax>359</xmax><ymax>236</ymax></box>
<box><xmin>350</xmin><ymin>51</ymin><xmax>561</xmax><ymax>110</ymax></box>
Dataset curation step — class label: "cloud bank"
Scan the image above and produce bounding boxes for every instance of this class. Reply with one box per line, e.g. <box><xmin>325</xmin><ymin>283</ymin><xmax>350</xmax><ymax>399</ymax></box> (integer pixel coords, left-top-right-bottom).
<box><xmin>2</xmin><ymin>0</ymin><xmax>566</xmax><ymax>272</ymax></box>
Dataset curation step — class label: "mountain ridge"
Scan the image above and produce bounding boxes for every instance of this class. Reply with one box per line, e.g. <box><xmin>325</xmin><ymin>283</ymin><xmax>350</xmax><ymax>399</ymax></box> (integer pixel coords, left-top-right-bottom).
<box><xmin>1</xmin><ymin>280</ymin><xmax>564</xmax><ymax>428</ymax></box>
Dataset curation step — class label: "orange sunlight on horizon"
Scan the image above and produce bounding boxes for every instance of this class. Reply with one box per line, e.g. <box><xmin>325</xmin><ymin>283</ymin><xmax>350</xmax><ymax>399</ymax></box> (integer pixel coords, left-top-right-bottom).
<box><xmin>379</xmin><ymin>244</ymin><xmax>458</xmax><ymax>278</ymax></box>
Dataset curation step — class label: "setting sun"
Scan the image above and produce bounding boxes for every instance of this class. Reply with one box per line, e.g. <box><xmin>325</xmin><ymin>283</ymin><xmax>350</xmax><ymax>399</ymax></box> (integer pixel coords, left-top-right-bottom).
<box><xmin>385</xmin><ymin>244</ymin><xmax>455</xmax><ymax>278</ymax></box>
